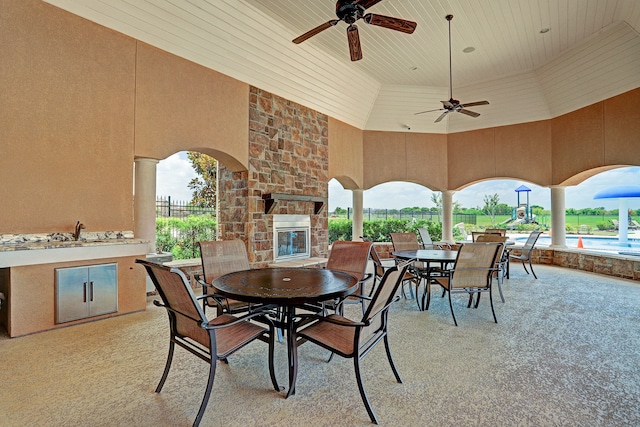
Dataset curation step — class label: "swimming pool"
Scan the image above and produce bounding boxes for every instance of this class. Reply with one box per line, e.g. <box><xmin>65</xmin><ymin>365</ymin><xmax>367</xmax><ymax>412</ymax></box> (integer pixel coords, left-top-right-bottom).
<box><xmin>513</xmin><ymin>235</ymin><xmax>640</xmax><ymax>255</ymax></box>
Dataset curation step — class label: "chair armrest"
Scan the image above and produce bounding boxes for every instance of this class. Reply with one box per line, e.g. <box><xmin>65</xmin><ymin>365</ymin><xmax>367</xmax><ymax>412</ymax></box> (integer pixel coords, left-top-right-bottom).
<box><xmin>366</xmin><ymin>295</ymin><xmax>401</xmax><ymax>322</ymax></box>
<box><xmin>193</xmin><ymin>273</ymin><xmax>208</xmax><ymax>287</ymax></box>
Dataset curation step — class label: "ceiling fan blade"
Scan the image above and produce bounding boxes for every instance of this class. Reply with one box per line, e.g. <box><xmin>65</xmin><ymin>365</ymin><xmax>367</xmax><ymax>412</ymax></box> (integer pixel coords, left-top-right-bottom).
<box><xmin>414</xmin><ymin>108</ymin><xmax>444</xmax><ymax>116</ymax></box>
<box><xmin>462</xmin><ymin>100</ymin><xmax>490</xmax><ymax>108</ymax></box>
<box><xmin>459</xmin><ymin>109</ymin><xmax>481</xmax><ymax>118</ymax></box>
<box><xmin>347</xmin><ymin>24</ymin><xmax>363</xmax><ymax>61</ymax></box>
<box><xmin>292</xmin><ymin>20</ymin><xmax>340</xmax><ymax>44</ymax></box>
<box><xmin>364</xmin><ymin>14</ymin><xmax>417</xmax><ymax>34</ymax></box>
<box><xmin>435</xmin><ymin>111</ymin><xmax>449</xmax><ymax>123</ymax></box>
<box><xmin>356</xmin><ymin>0</ymin><xmax>383</xmax><ymax>9</ymax></box>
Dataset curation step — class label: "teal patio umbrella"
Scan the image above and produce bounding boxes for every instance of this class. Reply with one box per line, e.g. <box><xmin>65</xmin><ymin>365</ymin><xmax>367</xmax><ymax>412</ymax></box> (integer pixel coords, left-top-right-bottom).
<box><xmin>593</xmin><ymin>186</ymin><xmax>640</xmax><ymax>244</ymax></box>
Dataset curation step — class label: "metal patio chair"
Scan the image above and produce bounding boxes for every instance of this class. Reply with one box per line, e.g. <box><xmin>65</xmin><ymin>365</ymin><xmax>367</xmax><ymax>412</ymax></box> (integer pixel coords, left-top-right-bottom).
<box><xmin>296</xmin><ymin>262</ymin><xmax>411</xmax><ymax>424</ymax></box>
<box><xmin>137</xmin><ymin>259</ymin><xmax>280</xmax><ymax>427</ymax></box>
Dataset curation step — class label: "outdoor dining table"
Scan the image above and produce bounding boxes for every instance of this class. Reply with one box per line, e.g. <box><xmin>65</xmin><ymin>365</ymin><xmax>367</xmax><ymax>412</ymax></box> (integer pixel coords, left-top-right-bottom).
<box><xmin>393</xmin><ymin>249</ymin><xmax>459</xmax><ymax>311</ymax></box>
<box><xmin>211</xmin><ymin>267</ymin><xmax>358</xmax><ymax>398</ymax></box>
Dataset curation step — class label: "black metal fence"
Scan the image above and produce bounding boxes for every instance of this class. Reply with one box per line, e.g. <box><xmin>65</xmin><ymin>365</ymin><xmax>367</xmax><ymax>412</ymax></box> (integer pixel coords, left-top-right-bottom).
<box><xmin>335</xmin><ymin>208</ymin><xmax>477</xmax><ymax>225</ymax></box>
<box><xmin>156</xmin><ymin>196</ymin><xmax>216</xmax><ymax>218</ymax></box>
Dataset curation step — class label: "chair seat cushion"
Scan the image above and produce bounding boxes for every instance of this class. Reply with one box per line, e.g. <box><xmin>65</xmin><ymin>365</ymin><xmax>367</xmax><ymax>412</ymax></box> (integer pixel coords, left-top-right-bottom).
<box><xmin>208</xmin><ymin>314</ymin><xmax>267</xmax><ymax>357</ymax></box>
<box><xmin>434</xmin><ymin>277</ymin><xmax>450</xmax><ymax>290</ymax></box>
<box><xmin>298</xmin><ymin>314</ymin><xmax>357</xmax><ymax>357</ymax></box>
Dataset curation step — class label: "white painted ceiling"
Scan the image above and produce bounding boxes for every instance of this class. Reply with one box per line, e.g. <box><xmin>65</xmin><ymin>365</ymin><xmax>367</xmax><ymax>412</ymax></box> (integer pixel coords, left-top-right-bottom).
<box><xmin>44</xmin><ymin>0</ymin><xmax>640</xmax><ymax>133</ymax></box>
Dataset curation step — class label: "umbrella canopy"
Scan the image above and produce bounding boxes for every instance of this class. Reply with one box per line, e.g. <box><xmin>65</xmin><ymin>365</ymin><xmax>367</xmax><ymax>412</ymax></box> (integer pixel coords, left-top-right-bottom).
<box><xmin>593</xmin><ymin>186</ymin><xmax>640</xmax><ymax>199</ymax></box>
<box><xmin>593</xmin><ymin>186</ymin><xmax>640</xmax><ymax>244</ymax></box>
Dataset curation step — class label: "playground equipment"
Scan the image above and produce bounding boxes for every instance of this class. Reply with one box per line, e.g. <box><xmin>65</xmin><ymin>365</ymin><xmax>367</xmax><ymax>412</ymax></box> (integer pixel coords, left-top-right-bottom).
<box><xmin>502</xmin><ymin>185</ymin><xmax>538</xmax><ymax>228</ymax></box>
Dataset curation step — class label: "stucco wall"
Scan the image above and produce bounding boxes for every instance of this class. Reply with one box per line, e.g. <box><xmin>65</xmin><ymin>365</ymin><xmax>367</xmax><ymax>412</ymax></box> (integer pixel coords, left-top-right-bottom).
<box><xmin>134</xmin><ymin>43</ymin><xmax>249</xmax><ymax>171</ymax></box>
<box><xmin>0</xmin><ymin>0</ymin><xmax>136</xmax><ymax>234</ymax></box>
<box><xmin>362</xmin><ymin>88</ymin><xmax>640</xmax><ymax>191</ymax></box>
<box><xmin>329</xmin><ymin>118</ymin><xmax>363</xmax><ymax>189</ymax></box>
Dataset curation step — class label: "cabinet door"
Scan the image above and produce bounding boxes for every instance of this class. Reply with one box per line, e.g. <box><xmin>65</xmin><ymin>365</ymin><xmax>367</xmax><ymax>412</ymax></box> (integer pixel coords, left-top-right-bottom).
<box><xmin>88</xmin><ymin>263</ymin><xmax>118</xmax><ymax>317</ymax></box>
<box><xmin>56</xmin><ymin>266</ymin><xmax>90</xmax><ymax>323</ymax></box>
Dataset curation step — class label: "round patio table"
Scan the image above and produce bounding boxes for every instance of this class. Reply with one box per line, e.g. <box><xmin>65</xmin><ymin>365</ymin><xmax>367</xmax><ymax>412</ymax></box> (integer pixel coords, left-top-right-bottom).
<box><xmin>212</xmin><ymin>267</ymin><xmax>357</xmax><ymax>398</ymax></box>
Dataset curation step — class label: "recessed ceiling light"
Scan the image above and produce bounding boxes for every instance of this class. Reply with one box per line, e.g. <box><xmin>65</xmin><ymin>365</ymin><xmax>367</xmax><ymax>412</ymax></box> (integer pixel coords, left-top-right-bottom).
<box><xmin>462</xmin><ymin>46</ymin><xmax>475</xmax><ymax>53</ymax></box>
<box><xmin>540</xmin><ymin>27</ymin><xmax>550</xmax><ymax>34</ymax></box>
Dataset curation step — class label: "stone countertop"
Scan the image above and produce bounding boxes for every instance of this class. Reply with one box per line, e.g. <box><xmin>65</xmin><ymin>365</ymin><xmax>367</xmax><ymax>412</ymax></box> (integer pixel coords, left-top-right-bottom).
<box><xmin>0</xmin><ymin>238</ymin><xmax>149</xmax><ymax>252</ymax></box>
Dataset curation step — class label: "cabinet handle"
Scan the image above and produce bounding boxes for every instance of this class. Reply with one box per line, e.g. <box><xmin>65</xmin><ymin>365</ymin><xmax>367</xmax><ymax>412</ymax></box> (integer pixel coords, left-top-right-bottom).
<box><xmin>83</xmin><ymin>282</ymin><xmax>87</xmax><ymax>303</ymax></box>
<box><xmin>90</xmin><ymin>281</ymin><xmax>94</xmax><ymax>302</ymax></box>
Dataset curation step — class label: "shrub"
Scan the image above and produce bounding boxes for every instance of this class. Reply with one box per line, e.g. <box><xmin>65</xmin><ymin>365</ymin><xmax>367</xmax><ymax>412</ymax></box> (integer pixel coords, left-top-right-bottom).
<box><xmin>330</xmin><ymin>218</ymin><xmax>447</xmax><ymax>244</ymax></box>
<box><xmin>156</xmin><ymin>215</ymin><xmax>216</xmax><ymax>259</ymax></box>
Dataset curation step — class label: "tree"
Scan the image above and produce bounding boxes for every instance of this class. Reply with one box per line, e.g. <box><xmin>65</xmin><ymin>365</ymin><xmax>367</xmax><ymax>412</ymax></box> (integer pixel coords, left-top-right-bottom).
<box><xmin>187</xmin><ymin>152</ymin><xmax>217</xmax><ymax>208</ymax></box>
<box><xmin>483</xmin><ymin>193</ymin><xmax>500</xmax><ymax>226</ymax></box>
<box><xmin>431</xmin><ymin>192</ymin><xmax>461</xmax><ymax>215</ymax></box>
<box><xmin>333</xmin><ymin>207</ymin><xmax>347</xmax><ymax>216</ymax></box>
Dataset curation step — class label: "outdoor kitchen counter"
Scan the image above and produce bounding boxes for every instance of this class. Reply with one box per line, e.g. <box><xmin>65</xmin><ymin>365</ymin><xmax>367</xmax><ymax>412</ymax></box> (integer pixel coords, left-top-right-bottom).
<box><xmin>0</xmin><ymin>238</ymin><xmax>150</xmax><ymax>337</ymax></box>
<box><xmin>0</xmin><ymin>238</ymin><xmax>149</xmax><ymax>268</ymax></box>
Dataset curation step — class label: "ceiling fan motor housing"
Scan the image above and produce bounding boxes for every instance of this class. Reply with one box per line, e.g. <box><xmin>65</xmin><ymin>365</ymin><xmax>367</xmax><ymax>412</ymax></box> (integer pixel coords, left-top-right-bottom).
<box><xmin>336</xmin><ymin>1</ymin><xmax>365</xmax><ymax>23</ymax></box>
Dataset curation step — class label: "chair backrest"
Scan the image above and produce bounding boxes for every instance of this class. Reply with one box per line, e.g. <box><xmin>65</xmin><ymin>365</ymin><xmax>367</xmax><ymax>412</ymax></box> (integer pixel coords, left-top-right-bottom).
<box><xmin>362</xmin><ymin>237</ymin><xmax>385</xmax><ymax>278</ymax></box>
<box><xmin>361</xmin><ymin>262</ymin><xmax>411</xmax><ymax>333</ymax></box>
<box><xmin>521</xmin><ymin>231</ymin><xmax>543</xmax><ymax>254</ymax></box>
<box><xmin>137</xmin><ymin>259</ymin><xmax>210</xmax><ymax>347</ymax></box>
<box><xmin>417</xmin><ymin>228</ymin><xmax>435</xmax><ymax>249</ymax></box>
<box><xmin>475</xmin><ymin>234</ymin><xmax>507</xmax><ymax>243</ymax></box>
<box><xmin>326</xmin><ymin>240</ymin><xmax>373</xmax><ymax>282</ymax></box>
<box><xmin>449</xmin><ymin>243</ymin><xmax>501</xmax><ymax>289</ymax></box>
<box><xmin>390</xmin><ymin>232</ymin><xmax>420</xmax><ymax>252</ymax></box>
<box><xmin>484</xmin><ymin>228</ymin><xmax>506</xmax><ymax>236</ymax></box>
<box><xmin>471</xmin><ymin>230</ymin><xmax>506</xmax><ymax>242</ymax></box>
<box><xmin>199</xmin><ymin>240</ymin><xmax>250</xmax><ymax>284</ymax></box>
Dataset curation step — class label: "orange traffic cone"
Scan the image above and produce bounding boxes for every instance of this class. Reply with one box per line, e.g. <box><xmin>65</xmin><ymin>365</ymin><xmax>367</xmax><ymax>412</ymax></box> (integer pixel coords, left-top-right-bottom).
<box><xmin>577</xmin><ymin>236</ymin><xmax>584</xmax><ymax>249</ymax></box>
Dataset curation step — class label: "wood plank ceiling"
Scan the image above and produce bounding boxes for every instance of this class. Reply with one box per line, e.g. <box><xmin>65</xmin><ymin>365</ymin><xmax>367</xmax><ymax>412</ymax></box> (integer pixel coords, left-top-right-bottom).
<box><xmin>44</xmin><ymin>0</ymin><xmax>640</xmax><ymax>134</ymax></box>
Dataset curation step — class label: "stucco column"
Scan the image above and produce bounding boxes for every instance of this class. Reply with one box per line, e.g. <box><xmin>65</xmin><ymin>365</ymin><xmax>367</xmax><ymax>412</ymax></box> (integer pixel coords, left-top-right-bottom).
<box><xmin>134</xmin><ymin>158</ymin><xmax>159</xmax><ymax>253</ymax></box>
<box><xmin>352</xmin><ymin>189</ymin><xmax>364</xmax><ymax>240</ymax></box>
<box><xmin>550</xmin><ymin>186</ymin><xmax>567</xmax><ymax>248</ymax></box>
<box><xmin>441</xmin><ymin>190</ymin><xmax>455</xmax><ymax>243</ymax></box>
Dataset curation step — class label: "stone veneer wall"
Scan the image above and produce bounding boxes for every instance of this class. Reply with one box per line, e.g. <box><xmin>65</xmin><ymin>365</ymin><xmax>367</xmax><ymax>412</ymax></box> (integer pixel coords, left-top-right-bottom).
<box><xmin>218</xmin><ymin>87</ymin><xmax>329</xmax><ymax>267</ymax></box>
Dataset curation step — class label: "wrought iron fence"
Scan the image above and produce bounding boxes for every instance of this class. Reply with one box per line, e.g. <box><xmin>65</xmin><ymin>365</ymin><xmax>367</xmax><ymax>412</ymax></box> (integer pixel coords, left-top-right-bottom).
<box><xmin>333</xmin><ymin>208</ymin><xmax>477</xmax><ymax>225</ymax></box>
<box><xmin>156</xmin><ymin>196</ymin><xmax>217</xmax><ymax>259</ymax></box>
<box><xmin>156</xmin><ymin>196</ymin><xmax>216</xmax><ymax>218</ymax></box>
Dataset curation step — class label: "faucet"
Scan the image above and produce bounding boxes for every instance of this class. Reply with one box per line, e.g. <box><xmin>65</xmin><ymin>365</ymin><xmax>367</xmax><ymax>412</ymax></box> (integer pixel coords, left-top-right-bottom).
<box><xmin>73</xmin><ymin>221</ymin><xmax>86</xmax><ymax>241</ymax></box>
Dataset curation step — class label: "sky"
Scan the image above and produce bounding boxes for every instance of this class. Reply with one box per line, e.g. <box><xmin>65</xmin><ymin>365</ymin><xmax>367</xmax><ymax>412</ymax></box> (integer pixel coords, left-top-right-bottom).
<box><xmin>157</xmin><ymin>152</ymin><xmax>640</xmax><ymax>211</ymax></box>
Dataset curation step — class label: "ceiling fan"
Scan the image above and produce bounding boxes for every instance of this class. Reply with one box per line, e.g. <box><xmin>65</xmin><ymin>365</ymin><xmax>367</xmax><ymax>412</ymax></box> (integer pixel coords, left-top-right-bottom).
<box><xmin>415</xmin><ymin>14</ymin><xmax>489</xmax><ymax>122</ymax></box>
<box><xmin>292</xmin><ymin>0</ymin><xmax>417</xmax><ymax>61</ymax></box>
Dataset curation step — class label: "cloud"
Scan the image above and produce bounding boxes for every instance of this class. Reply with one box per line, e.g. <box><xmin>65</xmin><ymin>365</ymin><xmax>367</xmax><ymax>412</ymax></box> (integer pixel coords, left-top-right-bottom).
<box><xmin>156</xmin><ymin>152</ymin><xmax>197</xmax><ymax>202</ymax></box>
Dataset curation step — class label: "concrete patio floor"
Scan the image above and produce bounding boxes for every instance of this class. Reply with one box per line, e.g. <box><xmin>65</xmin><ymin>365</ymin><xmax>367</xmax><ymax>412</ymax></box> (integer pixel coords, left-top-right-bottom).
<box><xmin>1</xmin><ymin>264</ymin><xmax>639</xmax><ymax>426</ymax></box>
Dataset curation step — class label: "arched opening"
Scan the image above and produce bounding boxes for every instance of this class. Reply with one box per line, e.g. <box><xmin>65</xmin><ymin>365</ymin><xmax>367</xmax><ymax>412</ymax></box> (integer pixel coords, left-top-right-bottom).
<box><xmin>154</xmin><ymin>151</ymin><xmax>217</xmax><ymax>260</ymax></box>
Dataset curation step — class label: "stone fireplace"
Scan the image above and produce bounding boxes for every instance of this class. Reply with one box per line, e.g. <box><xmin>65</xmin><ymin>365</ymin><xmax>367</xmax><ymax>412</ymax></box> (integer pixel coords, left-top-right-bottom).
<box><xmin>217</xmin><ymin>87</ymin><xmax>329</xmax><ymax>267</ymax></box>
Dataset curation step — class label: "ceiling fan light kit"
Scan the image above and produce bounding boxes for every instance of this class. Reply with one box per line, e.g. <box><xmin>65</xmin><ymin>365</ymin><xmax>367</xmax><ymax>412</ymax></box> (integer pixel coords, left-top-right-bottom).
<box><xmin>292</xmin><ymin>0</ymin><xmax>417</xmax><ymax>61</ymax></box>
